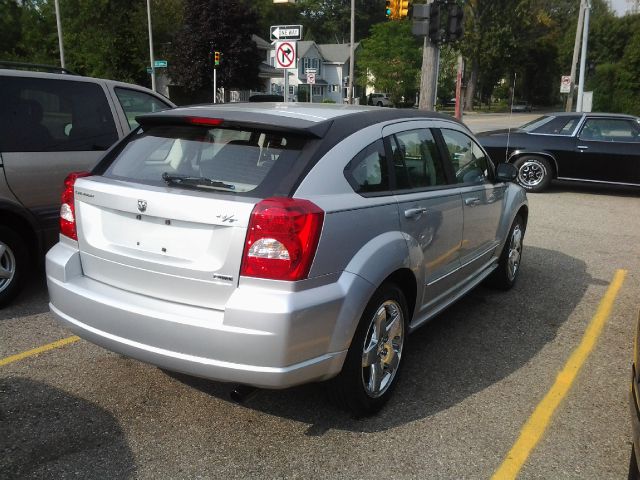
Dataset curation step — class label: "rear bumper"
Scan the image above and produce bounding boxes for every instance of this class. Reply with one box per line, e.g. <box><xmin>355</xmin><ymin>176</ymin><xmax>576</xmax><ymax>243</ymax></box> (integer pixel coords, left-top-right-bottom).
<box><xmin>47</xmin><ymin>241</ymin><xmax>374</xmax><ymax>389</ymax></box>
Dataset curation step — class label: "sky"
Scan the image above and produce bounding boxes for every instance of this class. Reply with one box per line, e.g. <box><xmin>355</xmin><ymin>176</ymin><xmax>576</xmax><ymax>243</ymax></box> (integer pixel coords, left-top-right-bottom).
<box><xmin>610</xmin><ymin>0</ymin><xmax>634</xmax><ymax>15</ymax></box>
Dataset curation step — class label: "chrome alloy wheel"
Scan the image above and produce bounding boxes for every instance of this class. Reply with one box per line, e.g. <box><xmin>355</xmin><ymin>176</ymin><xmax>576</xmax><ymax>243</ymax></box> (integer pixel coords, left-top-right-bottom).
<box><xmin>507</xmin><ymin>224</ymin><xmax>523</xmax><ymax>281</ymax></box>
<box><xmin>517</xmin><ymin>159</ymin><xmax>547</xmax><ymax>188</ymax></box>
<box><xmin>0</xmin><ymin>241</ymin><xmax>16</xmax><ymax>294</ymax></box>
<box><xmin>361</xmin><ymin>300</ymin><xmax>405</xmax><ymax>398</ymax></box>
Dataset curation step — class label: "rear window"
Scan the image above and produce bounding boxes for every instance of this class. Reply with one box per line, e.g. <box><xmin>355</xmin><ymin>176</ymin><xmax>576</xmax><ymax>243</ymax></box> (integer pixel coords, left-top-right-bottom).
<box><xmin>103</xmin><ymin>125</ymin><xmax>308</xmax><ymax>195</ymax></box>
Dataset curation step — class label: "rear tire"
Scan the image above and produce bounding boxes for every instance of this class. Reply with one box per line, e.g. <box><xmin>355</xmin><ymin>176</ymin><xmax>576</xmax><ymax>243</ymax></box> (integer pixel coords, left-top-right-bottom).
<box><xmin>487</xmin><ymin>215</ymin><xmax>524</xmax><ymax>291</ymax></box>
<box><xmin>0</xmin><ymin>226</ymin><xmax>28</xmax><ymax>307</ymax></box>
<box><xmin>513</xmin><ymin>155</ymin><xmax>552</xmax><ymax>192</ymax></box>
<box><xmin>376</xmin><ymin>101</ymin><xmax>383</xmax><ymax>107</ymax></box>
<box><xmin>328</xmin><ymin>283</ymin><xmax>408</xmax><ymax>417</ymax></box>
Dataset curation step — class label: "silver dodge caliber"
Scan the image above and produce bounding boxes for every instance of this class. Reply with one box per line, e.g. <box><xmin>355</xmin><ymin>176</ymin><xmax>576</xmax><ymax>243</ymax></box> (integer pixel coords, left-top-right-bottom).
<box><xmin>46</xmin><ymin>103</ymin><xmax>528</xmax><ymax>416</ymax></box>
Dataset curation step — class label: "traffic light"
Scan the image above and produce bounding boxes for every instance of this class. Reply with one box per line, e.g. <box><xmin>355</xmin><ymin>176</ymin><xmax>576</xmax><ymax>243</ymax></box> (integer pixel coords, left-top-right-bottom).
<box><xmin>385</xmin><ymin>0</ymin><xmax>399</xmax><ymax>19</ymax></box>
<box><xmin>446</xmin><ymin>4</ymin><xmax>464</xmax><ymax>42</ymax></box>
<box><xmin>428</xmin><ymin>2</ymin><xmax>442</xmax><ymax>44</ymax></box>
<box><xmin>398</xmin><ymin>0</ymin><xmax>410</xmax><ymax>18</ymax></box>
<box><xmin>214</xmin><ymin>51</ymin><xmax>221</xmax><ymax>66</ymax></box>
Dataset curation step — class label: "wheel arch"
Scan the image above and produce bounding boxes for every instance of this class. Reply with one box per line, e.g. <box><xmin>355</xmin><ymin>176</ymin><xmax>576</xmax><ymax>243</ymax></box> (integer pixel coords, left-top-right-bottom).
<box><xmin>0</xmin><ymin>202</ymin><xmax>40</xmax><ymax>263</ymax></box>
<box><xmin>507</xmin><ymin>151</ymin><xmax>559</xmax><ymax>179</ymax></box>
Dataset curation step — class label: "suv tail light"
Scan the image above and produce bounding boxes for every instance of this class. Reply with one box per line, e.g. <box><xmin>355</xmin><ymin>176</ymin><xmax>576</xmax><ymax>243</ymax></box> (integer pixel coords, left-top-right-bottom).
<box><xmin>60</xmin><ymin>171</ymin><xmax>91</xmax><ymax>240</ymax></box>
<box><xmin>241</xmin><ymin>197</ymin><xmax>324</xmax><ymax>281</ymax></box>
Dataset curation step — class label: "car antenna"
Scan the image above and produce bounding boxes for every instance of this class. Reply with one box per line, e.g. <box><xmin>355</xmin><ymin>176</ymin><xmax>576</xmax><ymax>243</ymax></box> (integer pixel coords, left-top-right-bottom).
<box><xmin>505</xmin><ymin>72</ymin><xmax>517</xmax><ymax>163</ymax></box>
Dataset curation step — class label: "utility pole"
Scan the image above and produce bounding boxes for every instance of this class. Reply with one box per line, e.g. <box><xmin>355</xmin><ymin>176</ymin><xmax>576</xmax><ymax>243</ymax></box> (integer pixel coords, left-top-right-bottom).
<box><xmin>576</xmin><ymin>0</ymin><xmax>591</xmax><ymax>112</ymax></box>
<box><xmin>566</xmin><ymin>0</ymin><xmax>585</xmax><ymax>112</ymax></box>
<box><xmin>414</xmin><ymin>0</ymin><xmax>440</xmax><ymax>111</ymax></box>
<box><xmin>54</xmin><ymin>0</ymin><xmax>65</xmax><ymax>69</ymax></box>
<box><xmin>146</xmin><ymin>0</ymin><xmax>156</xmax><ymax>92</ymax></box>
<box><xmin>347</xmin><ymin>0</ymin><xmax>355</xmax><ymax>104</ymax></box>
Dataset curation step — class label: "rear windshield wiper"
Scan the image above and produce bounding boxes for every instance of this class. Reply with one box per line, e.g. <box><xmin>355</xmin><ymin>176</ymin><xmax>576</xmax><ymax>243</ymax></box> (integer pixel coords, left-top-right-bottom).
<box><xmin>161</xmin><ymin>172</ymin><xmax>236</xmax><ymax>191</ymax></box>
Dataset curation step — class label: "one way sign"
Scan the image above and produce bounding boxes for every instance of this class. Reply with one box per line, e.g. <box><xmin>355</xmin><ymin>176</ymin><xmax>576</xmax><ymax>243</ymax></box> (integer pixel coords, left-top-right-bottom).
<box><xmin>275</xmin><ymin>41</ymin><xmax>297</xmax><ymax>69</ymax></box>
<box><xmin>270</xmin><ymin>25</ymin><xmax>303</xmax><ymax>41</ymax></box>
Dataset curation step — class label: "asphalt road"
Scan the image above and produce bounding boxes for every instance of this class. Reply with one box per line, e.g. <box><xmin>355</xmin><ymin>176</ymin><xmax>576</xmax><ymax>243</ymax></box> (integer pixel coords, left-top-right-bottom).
<box><xmin>1</xmin><ymin>115</ymin><xmax>639</xmax><ymax>479</ymax></box>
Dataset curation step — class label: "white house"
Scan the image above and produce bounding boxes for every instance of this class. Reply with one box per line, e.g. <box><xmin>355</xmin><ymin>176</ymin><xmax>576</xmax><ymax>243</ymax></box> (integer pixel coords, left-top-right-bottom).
<box><xmin>270</xmin><ymin>41</ymin><xmax>360</xmax><ymax>103</ymax></box>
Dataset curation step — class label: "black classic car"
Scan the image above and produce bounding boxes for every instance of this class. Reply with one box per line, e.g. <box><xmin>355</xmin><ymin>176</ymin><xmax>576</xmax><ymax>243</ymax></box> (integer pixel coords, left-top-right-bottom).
<box><xmin>477</xmin><ymin>112</ymin><xmax>640</xmax><ymax>192</ymax></box>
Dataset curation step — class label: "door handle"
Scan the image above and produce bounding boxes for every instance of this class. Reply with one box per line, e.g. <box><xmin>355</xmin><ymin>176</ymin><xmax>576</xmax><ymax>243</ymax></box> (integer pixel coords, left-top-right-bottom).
<box><xmin>577</xmin><ymin>145</ymin><xmax>589</xmax><ymax>150</ymax></box>
<box><xmin>464</xmin><ymin>197</ymin><xmax>481</xmax><ymax>207</ymax></box>
<box><xmin>404</xmin><ymin>207</ymin><xmax>428</xmax><ymax>219</ymax></box>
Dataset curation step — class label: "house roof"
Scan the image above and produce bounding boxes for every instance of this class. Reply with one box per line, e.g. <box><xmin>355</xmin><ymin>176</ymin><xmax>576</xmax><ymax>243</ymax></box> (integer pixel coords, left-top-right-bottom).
<box><xmin>252</xmin><ymin>34</ymin><xmax>271</xmax><ymax>50</ymax></box>
<box><xmin>297</xmin><ymin>41</ymin><xmax>317</xmax><ymax>59</ymax></box>
<box><xmin>317</xmin><ymin>43</ymin><xmax>359</xmax><ymax>63</ymax></box>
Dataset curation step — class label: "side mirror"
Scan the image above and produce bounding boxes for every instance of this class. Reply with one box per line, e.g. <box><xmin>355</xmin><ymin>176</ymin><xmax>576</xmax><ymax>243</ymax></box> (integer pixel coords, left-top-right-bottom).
<box><xmin>496</xmin><ymin>163</ymin><xmax>517</xmax><ymax>182</ymax></box>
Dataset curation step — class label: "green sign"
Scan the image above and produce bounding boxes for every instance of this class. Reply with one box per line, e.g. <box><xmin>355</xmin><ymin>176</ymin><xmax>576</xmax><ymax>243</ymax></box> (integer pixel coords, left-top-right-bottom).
<box><xmin>154</xmin><ymin>60</ymin><xmax>168</xmax><ymax>68</ymax></box>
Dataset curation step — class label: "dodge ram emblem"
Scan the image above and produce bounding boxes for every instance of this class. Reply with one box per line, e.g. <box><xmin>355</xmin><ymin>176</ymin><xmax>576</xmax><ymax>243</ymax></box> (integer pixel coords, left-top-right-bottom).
<box><xmin>137</xmin><ymin>200</ymin><xmax>147</xmax><ymax>212</ymax></box>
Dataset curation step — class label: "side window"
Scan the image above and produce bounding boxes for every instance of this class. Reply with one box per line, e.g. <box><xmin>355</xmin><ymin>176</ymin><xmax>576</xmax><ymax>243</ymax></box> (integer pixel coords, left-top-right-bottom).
<box><xmin>344</xmin><ymin>139</ymin><xmax>389</xmax><ymax>194</ymax></box>
<box><xmin>114</xmin><ymin>88</ymin><xmax>170</xmax><ymax>129</ymax></box>
<box><xmin>390</xmin><ymin>129</ymin><xmax>446</xmax><ymax>190</ymax></box>
<box><xmin>441</xmin><ymin>129</ymin><xmax>491</xmax><ymax>185</ymax></box>
<box><xmin>579</xmin><ymin>118</ymin><xmax>640</xmax><ymax>142</ymax></box>
<box><xmin>0</xmin><ymin>77</ymin><xmax>118</xmax><ymax>152</ymax></box>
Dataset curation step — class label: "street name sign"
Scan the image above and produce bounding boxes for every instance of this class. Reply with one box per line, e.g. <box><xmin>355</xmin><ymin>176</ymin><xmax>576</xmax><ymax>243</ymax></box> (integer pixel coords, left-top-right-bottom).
<box><xmin>275</xmin><ymin>41</ymin><xmax>297</xmax><ymax>69</ymax></box>
<box><xmin>270</xmin><ymin>25</ymin><xmax>303</xmax><ymax>41</ymax></box>
<box><xmin>154</xmin><ymin>60</ymin><xmax>168</xmax><ymax>68</ymax></box>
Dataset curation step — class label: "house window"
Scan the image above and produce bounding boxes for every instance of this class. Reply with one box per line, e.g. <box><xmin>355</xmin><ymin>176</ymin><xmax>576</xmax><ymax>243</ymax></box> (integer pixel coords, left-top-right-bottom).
<box><xmin>303</xmin><ymin>57</ymin><xmax>321</xmax><ymax>76</ymax></box>
<box><xmin>312</xmin><ymin>86</ymin><xmax>323</xmax><ymax>96</ymax></box>
<box><xmin>331</xmin><ymin>85</ymin><xmax>340</xmax><ymax>92</ymax></box>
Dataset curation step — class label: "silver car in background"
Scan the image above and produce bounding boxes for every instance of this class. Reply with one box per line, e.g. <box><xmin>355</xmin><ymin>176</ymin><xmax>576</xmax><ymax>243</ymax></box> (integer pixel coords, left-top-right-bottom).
<box><xmin>46</xmin><ymin>104</ymin><xmax>528</xmax><ymax>416</ymax></box>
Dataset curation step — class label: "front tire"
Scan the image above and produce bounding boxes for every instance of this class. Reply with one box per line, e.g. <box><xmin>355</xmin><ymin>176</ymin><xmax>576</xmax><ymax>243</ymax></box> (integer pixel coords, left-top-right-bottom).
<box><xmin>487</xmin><ymin>215</ymin><xmax>524</xmax><ymax>290</ymax></box>
<box><xmin>513</xmin><ymin>156</ymin><xmax>552</xmax><ymax>192</ymax></box>
<box><xmin>0</xmin><ymin>226</ymin><xmax>28</xmax><ymax>307</ymax></box>
<box><xmin>328</xmin><ymin>283</ymin><xmax>408</xmax><ymax>417</ymax></box>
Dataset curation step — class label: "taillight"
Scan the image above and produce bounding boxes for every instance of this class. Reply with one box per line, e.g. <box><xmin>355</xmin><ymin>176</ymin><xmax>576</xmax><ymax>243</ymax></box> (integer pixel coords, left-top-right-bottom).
<box><xmin>60</xmin><ymin>171</ymin><xmax>91</xmax><ymax>240</ymax></box>
<box><xmin>241</xmin><ymin>197</ymin><xmax>324</xmax><ymax>281</ymax></box>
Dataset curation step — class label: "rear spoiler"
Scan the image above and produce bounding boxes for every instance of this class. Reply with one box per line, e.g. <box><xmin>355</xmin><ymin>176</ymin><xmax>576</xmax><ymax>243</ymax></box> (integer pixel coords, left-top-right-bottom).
<box><xmin>136</xmin><ymin>112</ymin><xmax>332</xmax><ymax>139</ymax></box>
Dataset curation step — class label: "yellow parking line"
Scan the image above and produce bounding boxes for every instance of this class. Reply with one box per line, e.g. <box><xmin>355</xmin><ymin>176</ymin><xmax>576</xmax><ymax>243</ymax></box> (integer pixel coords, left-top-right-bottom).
<box><xmin>492</xmin><ymin>269</ymin><xmax>627</xmax><ymax>480</ymax></box>
<box><xmin>0</xmin><ymin>335</ymin><xmax>80</xmax><ymax>367</ymax></box>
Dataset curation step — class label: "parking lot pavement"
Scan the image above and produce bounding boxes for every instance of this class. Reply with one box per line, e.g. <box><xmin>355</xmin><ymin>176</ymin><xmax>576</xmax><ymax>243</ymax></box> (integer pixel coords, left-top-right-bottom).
<box><xmin>1</xmin><ymin>181</ymin><xmax>639</xmax><ymax>479</ymax></box>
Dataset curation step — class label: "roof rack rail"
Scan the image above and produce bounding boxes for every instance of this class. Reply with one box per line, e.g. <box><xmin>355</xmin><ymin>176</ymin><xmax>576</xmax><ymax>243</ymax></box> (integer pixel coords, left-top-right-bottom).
<box><xmin>0</xmin><ymin>60</ymin><xmax>79</xmax><ymax>75</ymax></box>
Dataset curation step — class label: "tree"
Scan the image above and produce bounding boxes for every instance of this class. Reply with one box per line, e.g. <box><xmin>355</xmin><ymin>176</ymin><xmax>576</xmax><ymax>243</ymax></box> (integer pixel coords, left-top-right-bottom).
<box><xmin>169</xmin><ymin>0</ymin><xmax>262</xmax><ymax>92</ymax></box>
<box><xmin>356</xmin><ymin>20</ymin><xmax>422</xmax><ymax>104</ymax></box>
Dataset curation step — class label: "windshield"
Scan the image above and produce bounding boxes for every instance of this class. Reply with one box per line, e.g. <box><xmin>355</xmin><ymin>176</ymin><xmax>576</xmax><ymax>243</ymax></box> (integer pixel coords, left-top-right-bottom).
<box><xmin>103</xmin><ymin>125</ymin><xmax>307</xmax><ymax>194</ymax></box>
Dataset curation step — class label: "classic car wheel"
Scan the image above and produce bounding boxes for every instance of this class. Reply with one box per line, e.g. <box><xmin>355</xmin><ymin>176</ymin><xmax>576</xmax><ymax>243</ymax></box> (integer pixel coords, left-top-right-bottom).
<box><xmin>513</xmin><ymin>156</ymin><xmax>552</xmax><ymax>192</ymax></box>
<box><xmin>328</xmin><ymin>283</ymin><xmax>407</xmax><ymax>417</ymax></box>
<box><xmin>487</xmin><ymin>215</ymin><xmax>524</xmax><ymax>290</ymax></box>
<box><xmin>0</xmin><ymin>226</ymin><xmax>28</xmax><ymax>306</ymax></box>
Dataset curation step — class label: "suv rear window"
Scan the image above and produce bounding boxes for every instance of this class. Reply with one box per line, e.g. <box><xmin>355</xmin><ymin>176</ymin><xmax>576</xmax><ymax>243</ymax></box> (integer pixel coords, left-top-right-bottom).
<box><xmin>103</xmin><ymin>125</ymin><xmax>308</xmax><ymax>195</ymax></box>
<box><xmin>0</xmin><ymin>76</ymin><xmax>118</xmax><ymax>152</ymax></box>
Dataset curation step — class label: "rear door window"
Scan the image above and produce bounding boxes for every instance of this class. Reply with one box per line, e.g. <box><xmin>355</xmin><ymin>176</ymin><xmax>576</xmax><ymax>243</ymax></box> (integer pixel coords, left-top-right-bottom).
<box><xmin>390</xmin><ymin>129</ymin><xmax>447</xmax><ymax>191</ymax></box>
<box><xmin>114</xmin><ymin>88</ymin><xmax>171</xmax><ymax>129</ymax></box>
<box><xmin>0</xmin><ymin>76</ymin><xmax>118</xmax><ymax>152</ymax></box>
<box><xmin>103</xmin><ymin>125</ymin><xmax>308</xmax><ymax>195</ymax></box>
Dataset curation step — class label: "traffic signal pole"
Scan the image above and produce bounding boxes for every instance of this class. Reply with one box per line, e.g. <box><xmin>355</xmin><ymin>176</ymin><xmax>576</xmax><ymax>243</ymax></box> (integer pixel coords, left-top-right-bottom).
<box><xmin>419</xmin><ymin>35</ymin><xmax>439</xmax><ymax>110</ymax></box>
<box><xmin>418</xmin><ymin>1</ymin><xmax>439</xmax><ymax>111</ymax></box>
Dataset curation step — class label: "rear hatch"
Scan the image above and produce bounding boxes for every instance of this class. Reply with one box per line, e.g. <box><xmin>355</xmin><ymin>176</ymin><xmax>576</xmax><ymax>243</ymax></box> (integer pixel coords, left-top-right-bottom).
<box><xmin>73</xmin><ymin>117</ymin><xmax>316</xmax><ymax>309</ymax></box>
